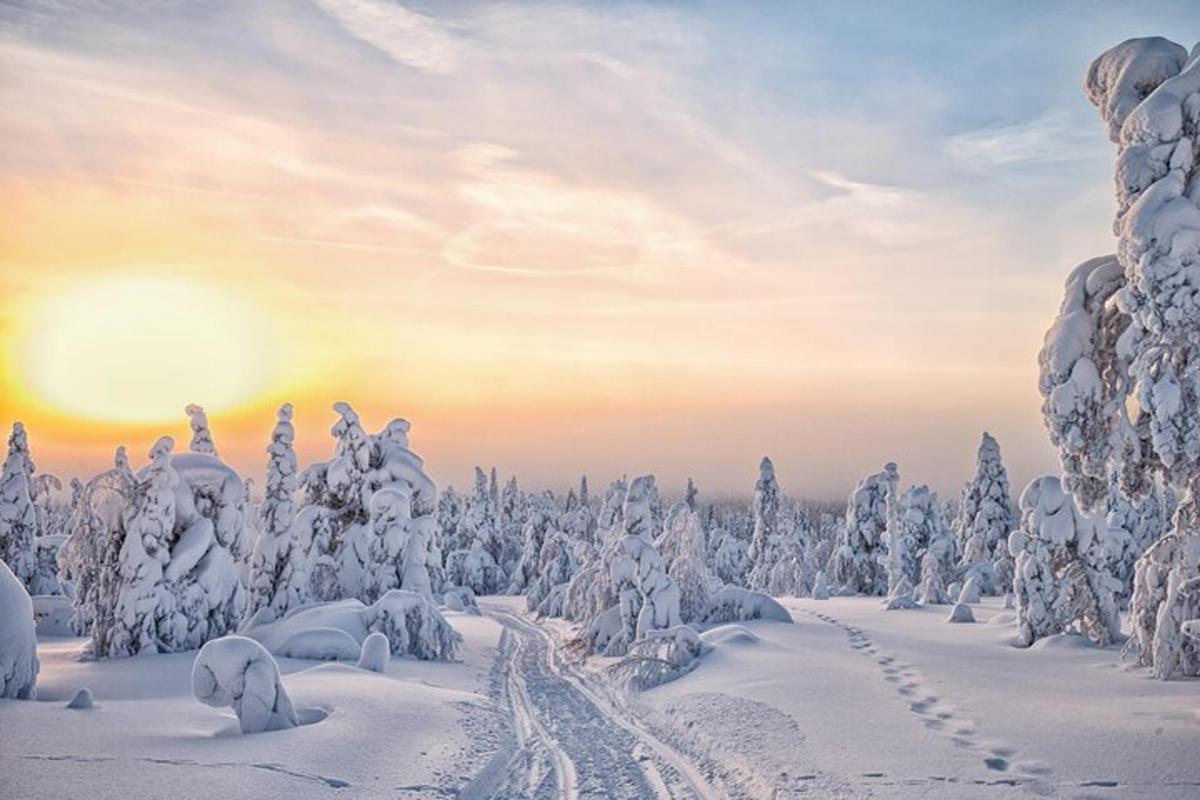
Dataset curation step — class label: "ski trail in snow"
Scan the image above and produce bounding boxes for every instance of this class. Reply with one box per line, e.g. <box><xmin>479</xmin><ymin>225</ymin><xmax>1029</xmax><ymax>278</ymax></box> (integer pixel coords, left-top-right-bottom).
<box><xmin>804</xmin><ymin>608</ymin><xmax>1057</xmax><ymax>792</ymax></box>
<box><xmin>470</xmin><ymin>604</ymin><xmax>727</xmax><ymax>800</ymax></box>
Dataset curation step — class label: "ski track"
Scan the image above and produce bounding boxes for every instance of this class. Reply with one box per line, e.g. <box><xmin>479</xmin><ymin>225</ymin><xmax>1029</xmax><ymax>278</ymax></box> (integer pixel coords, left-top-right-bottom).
<box><xmin>469</xmin><ymin>603</ymin><xmax>727</xmax><ymax>800</ymax></box>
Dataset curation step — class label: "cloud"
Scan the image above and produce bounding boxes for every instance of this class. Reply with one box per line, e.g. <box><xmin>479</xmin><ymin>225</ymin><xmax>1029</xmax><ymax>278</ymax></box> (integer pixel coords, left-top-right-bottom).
<box><xmin>945</xmin><ymin>112</ymin><xmax>1100</xmax><ymax>170</ymax></box>
<box><xmin>312</xmin><ymin>0</ymin><xmax>466</xmax><ymax>74</ymax></box>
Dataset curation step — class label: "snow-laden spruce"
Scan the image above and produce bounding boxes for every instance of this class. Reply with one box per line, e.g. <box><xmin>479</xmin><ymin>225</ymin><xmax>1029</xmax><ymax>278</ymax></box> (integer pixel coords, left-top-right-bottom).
<box><xmin>185</xmin><ymin>404</ymin><xmax>217</xmax><ymax>456</ymax></box>
<box><xmin>889</xmin><ymin>485</ymin><xmax>946</xmax><ymax>595</ymax></box>
<box><xmin>956</xmin><ymin>433</ymin><xmax>1017</xmax><ymax>595</ymax></box>
<box><xmin>1010</xmin><ymin>476</ymin><xmax>1121</xmax><ymax>647</ymax></box>
<box><xmin>659</xmin><ymin>499</ymin><xmax>716</xmax><ymax>622</ymax></box>
<box><xmin>192</xmin><ymin>636</ymin><xmax>298</xmax><ymax>733</ymax></box>
<box><xmin>0</xmin><ymin>558</ymin><xmax>39</xmax><ymax>699</ymax></box>
<box><xmin>830</xmin><ymin>463</ymin><xmax>897</xmax><ymax>596</ymax></box>
<box><xmin>604</xmin><ymin>476</ymin><xmax>683</xmax><ymax>655</ymax></box>
<box><xmin>1036</xmin><ymin>37</ymin><xmax>1200</xmax><ymax>676</ymax></box>
<box><xmin>745</xmin><ymin>457</ymin><xmax>783</xmax><ymax>591</ymax></box>
<box><xmin>507</xmin><ymin>491</ymin><xmax>560</xmax><ymax>595</ymax></box>
<box><xmin>295</xmin><ymin>404</ymin><xmax>437</xmax><ymax>604</ymax></box>
<box><xmin>608</xmin><ymin>625</ymin><xmax>703</xmax><ymax>691</ymax></box>
<box><xmin>0</xmin><ymin>422</ymin><xmax>39</xmax><ymax>589</ymax></box>
<box><xmin>446</xmin><ymin>467</ymin><xmax>503</xmax><ymax>594</ymax></box>
<box><xmin>245</xmin><ymin>404</ymin><xmax>302</xmax><ymax>625</ymax></box>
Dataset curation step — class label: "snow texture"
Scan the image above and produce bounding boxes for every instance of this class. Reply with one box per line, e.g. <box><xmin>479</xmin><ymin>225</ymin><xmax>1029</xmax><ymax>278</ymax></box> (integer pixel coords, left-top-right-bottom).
<box><xmin>700</xmin><ymin>586</ymin><xmax>792</xmax><ymax>625</ymax></box>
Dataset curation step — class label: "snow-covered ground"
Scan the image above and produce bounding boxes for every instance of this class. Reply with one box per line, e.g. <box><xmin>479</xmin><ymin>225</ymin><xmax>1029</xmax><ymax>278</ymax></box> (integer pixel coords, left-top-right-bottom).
<box><xmin>2</xmin><ymin>610</ymin><xmax>502</xmax><ymax>800</ymax></box>
<box><xmin>5</xmin><ymin>595</ymin><xmax>1198</xmax><ymax>799</ymax></box>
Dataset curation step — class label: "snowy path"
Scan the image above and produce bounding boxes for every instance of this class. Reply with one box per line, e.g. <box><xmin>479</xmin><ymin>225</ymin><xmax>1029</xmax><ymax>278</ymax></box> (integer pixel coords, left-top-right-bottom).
<box><xmin>462</xmin><ymin>604</ymin><xmax>727</xmax><ymax>800</ymax></box>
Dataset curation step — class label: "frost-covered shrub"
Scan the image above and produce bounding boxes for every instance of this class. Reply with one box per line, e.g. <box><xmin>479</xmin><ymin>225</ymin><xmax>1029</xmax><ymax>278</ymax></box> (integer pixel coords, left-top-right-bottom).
<box><xmin>0</xmin><ymin>422</ymin><xmax>38</xmax><ymax>589</ymax></box>
<box><xmin>192</xmin><ymin>636</ymin><xmax>298</xmax><ymax>734</ymax></box>
<box><xmin>946</xmin><ymin>603</ymin><xmax>975</xmax><ymax>624</ymax></box>
<box><xmin>811</xmin><ymin>570</ymin><xmax>830</xmax><ymax>600</ymax></box>
<box><xmin>0</xmin><ymin>559</ymin><xmax>39</xmax><ymax>699</ymax></box>
<box><xmin>956</xmin><ymin>434</ymin><xmax>1017</xmax><ymax>595</ymax></box>
<box><xmin>441</xmin><ymin>586</ymin><xmax>479</xmax><ymax>614</ymax></box>
<box><xmin>246</xmin><ymin>404</ymin><xmax>302</xmax><ymax>625</ymax></box>
<box><xmin>830</xmin><ymin>463</ymin><xmax>897</xmax><ymax>596</ymax></box>
<box><xmin>700</xmin><ymin>586</ymin><xmax>792</xmax><ymax>625</ymax></box>
<box><xmin>608</xmin><ymin>625</ymin><xmax>703</xmax><ymax>691</ymax></box>
<box><xmin>889</xmin><ymin>485</ymin><xmax>940</xmax><ymax>594</ymax></box>
<box><xmin>745</xmin><ymin>458</ymin><xmax>783</xmax><ymax>591</ymax></box>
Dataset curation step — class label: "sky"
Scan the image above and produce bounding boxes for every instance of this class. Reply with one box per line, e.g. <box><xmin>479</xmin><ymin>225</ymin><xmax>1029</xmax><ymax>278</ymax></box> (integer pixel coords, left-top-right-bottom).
<box><xmin>1</xmin><ymin>1</ymin><xmax>1198</xmax><ymax>501</ymax></box>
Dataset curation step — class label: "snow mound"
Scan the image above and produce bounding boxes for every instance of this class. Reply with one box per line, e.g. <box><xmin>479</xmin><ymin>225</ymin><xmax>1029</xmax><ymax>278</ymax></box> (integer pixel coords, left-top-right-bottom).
<box><xmin>699</xmin><ymin>624</ymin><xmax>760</xmax><ymax>649</ymax></box>
<box><xmin>987</xmin><ymin>611</ymin><xmax>1018</xmax><ymax>627</ymax></box>
<box><xmin>1030</xmin><ymin>632</ymin><xmax>1095</xmax><ymax>651</ymax></box>
<box><xmin>700</xmin><ymin>586</ymin><xmax>792</xmax><ymax>625</ymax></box>
<box><xmin>65</xmin><ymin>687</ymin><xmax>94</xmax><ymax>710</ymax></box>
<box><xmin>0</xmin><ymin>559</ymin><xmax>38</xmax><ymax>699</ymax></box>
<box><xmin>277</xmin><ymin>628</ymin><xmax>361</xmax><ymax>661</ymax></box>
<box><xmin>946</xmin><ymin>603</ymin><xmax>975</xmax><ymax>624</ymax></box>
<box><xmin>192</xmin><ymin>636</ymin><xmax>299</xmax><ymax>734</ymax></box>
<box><xmin>811</xmin><ymin>570</ymin><xmax>830</xmax><ymax>600</ymax></box>
<box><xmin>608</xmin><ymin>625</ymin><xmax>703</xmax><ymax>691</ymax></box>
<box><xmin>357</xmin><ymin>631</ymin><xmax>390</xmax><ymax>673</ymax></box>
<box><xmin>441</xmin><ymin>587</ymin><xmax>479</xmax><ymax>614</ymax></box>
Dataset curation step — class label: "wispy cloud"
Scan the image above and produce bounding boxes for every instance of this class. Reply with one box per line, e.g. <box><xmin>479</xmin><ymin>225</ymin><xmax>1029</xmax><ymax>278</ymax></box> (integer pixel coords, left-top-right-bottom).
<box><xmin>945</xmin><ymin>112</ymin><xmax>1099</xmax><ymax>170</ymax></box>
<box><xmin>312</xmin><ymin>0</ymin><xmax>467</xmax><ymax>74</ymax></box>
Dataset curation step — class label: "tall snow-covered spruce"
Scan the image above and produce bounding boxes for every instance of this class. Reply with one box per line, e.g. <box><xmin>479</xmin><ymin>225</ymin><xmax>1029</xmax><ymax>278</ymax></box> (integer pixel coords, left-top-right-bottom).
<box><xmin>956</xmin><ymin>433</ymin><xmax>1017</xmax><ymax>595</ymax></box>
<box><xmin>246</xmin><ymin>404</ymin><xmax>301</xmax><ymax>625</ymax></box>
<box><xmin>0</xmin><ymin>422</ymin><xmax>39</xmax><ymax>589</ymax></box>
<box><xmin>1037</xmin><ymin>37</ymin><xmax>1200</xmax><ymax>676</ymax></box>
<box><xmin>830</xmin><ymin>463</ymin><xmax>897</xmax><ymax>596</ymax></box>
<box><xmin>745</xmin><ymin>457</ymin><xmax>782</xmax><ymax>591</ymax></box>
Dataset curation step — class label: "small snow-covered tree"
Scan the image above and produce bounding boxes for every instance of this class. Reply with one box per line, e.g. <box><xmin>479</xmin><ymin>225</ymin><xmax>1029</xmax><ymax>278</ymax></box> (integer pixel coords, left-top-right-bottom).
<box><xmin>710</xmin><ymin>527</ymin><xmax>747</xmax><ymax>586</ymax></box>
<box><xmin>664</xmin><ymin>503</ymin><xmax>714</xmax><ymax>622</ymax></box>
<box><xmin>956</xmin><ymin>433</ymin><xmax>1017</xmax><ymax>595</ymax></box>
<box><xmin>526</xmin><ymin>530</ymin><xmax>575</xmax><ymax>612</ymax></box>
<box><xmin>507</xmin><ymin>491</ymin><xmax>559</xmax><ymax>594</ymax></box>
<box><xmin>917</xmin><ymin>550</ymin><xmax>950</xmax><ymax>605</ymax></box>
<box><xmin>888</xmin><ymin>485</ymin><xmax>935</xmax><ymax>594</ymax></box>
<box><xmin>746</xmin><ymin>457</ymin><xmax>783</xmax><ymax>590</ymax></box>
<box><xmin>192</xmin><ymin>636</ymin><xmax>298</xmax><ymax>734</ymax></box>
<box><xmin>0</xmin><ymin>558</ymin><xmax>39</xmax><ymax>698</ymax></box>
<box><xmin>246</xmin><ymin>404</ymin><xmax>302</xmax><ymax>624</ymax></box>
<box><xmin>185</xmin><ymin>404</ymin><xmax>217</xmax><ymax>455</ymax></box>
<box><xmin>830</xmin><ymin>463</ymin><xmax>897</xmax><ymax>595</ymax></box>
<box><xmin>447</xmin><ymin>467</ymin><xmax>502</xmax><ymax>592</ymax></box>
<box><xmin>1010</xmin><ymin>476</ymin><xmax>1120</xmax><ymax>647</ymax></box>
<box><xmin>0</xmin><ymin>422</ymin><xmax>38</xmax><ymax>588</ymax></box>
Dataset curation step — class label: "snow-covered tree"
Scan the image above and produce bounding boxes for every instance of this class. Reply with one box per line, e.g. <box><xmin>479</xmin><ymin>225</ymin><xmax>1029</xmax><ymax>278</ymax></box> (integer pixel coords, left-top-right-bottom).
<box><xmin>1036</xmin><ymin>37</ymin><xmax>1200</xmax><ymax>676</ymax></box>
<box><xmin>888</xmin><ymin>485</ymin><xmax>935</xmax><ymax>594</ymax></box>
<box><xmin>108</xmin><ymin>437</ymin><xmax>177</xmax><ymax>657</ymax></box>
<box><xmin>185</xmin><ymin>404</ymin><xmax>217</xmax><ymax>455</ymax></box>
<box><xmin>507</xmin><ymin>491</ymin><xmax>559</xmax><ymax>595</ymax></box>
<box><xmin>956</xmin><ymin>433</ymin><xmax>1017</xmax><ymax>595</ymax></box>
<box><xmin>246</xmin><ymin>404</ymin><xmax>302</xmax><ymax>624</ymax></box>
<box><xmin>830</xmin><ymin>463</ymin><xmax>897</xmax><ymax>595</ymax></box>
<box><xmin>710</xmin><ymin>527</ymin><xmax>747</xmax><ymax>586</ymax></box>
<box><xmin>192</xmin><ymin>636</ymin><xmax>297</xmax><ymax>733</ymax></box>
<box><xmin>663</xmin><ymin>503</ymin><xmax>714</xmax><ymax>622</ymax></box>
<box><xmin>605</xmin><ymin>476</ymin><xmax>682</xmax><ymax>655</ymax></box>
<box><xmin>0</xmin><ymin>422</ymin><xmax>38</xmax><ymax>588</ymax></box>
<box><xmin>526</xmin><ymin>530</ymin><xmax>575</xmax><ymax>613</ymax></box>
<box><xmin>447</xmin><ymin>467</ymin><xmax>502</xmax><ymax>592</ymax></box>
<box><xmin>746</xmin><ymin>457</ymin><xmax>783</xmax><ymax>590</ymax></box>
<box><xmin>1010</xmin><ymin>476</ymin><xmax>1121</xmax><ymax>647</ymax></box>
<box><xmin>917</xmin><ymin>550</ymin><xmax>950</xmax><ymax>605</ymax></box>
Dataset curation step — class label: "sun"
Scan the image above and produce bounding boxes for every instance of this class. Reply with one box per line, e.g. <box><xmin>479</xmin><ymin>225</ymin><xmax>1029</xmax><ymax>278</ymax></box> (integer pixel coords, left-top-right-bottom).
<box><xmin>11</xmin><ymin>274</ymin><xmax>272</xmax><ymax>424</ymax></box>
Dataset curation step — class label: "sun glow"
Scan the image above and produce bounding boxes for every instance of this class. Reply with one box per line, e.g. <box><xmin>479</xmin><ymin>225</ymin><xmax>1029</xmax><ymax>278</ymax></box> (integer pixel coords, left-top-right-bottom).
<box><xmin>12</xmin><ymin>275</ymin><xmax>274</xmax><ymax>424</ymax></box>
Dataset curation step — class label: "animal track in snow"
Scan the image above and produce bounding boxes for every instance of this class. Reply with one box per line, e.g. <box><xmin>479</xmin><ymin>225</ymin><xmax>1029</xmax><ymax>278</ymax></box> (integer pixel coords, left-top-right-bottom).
<box><xmin>803</xmin><ymin>608</ymin><xmax>1056</xmax><ymax>787</ymax></box>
